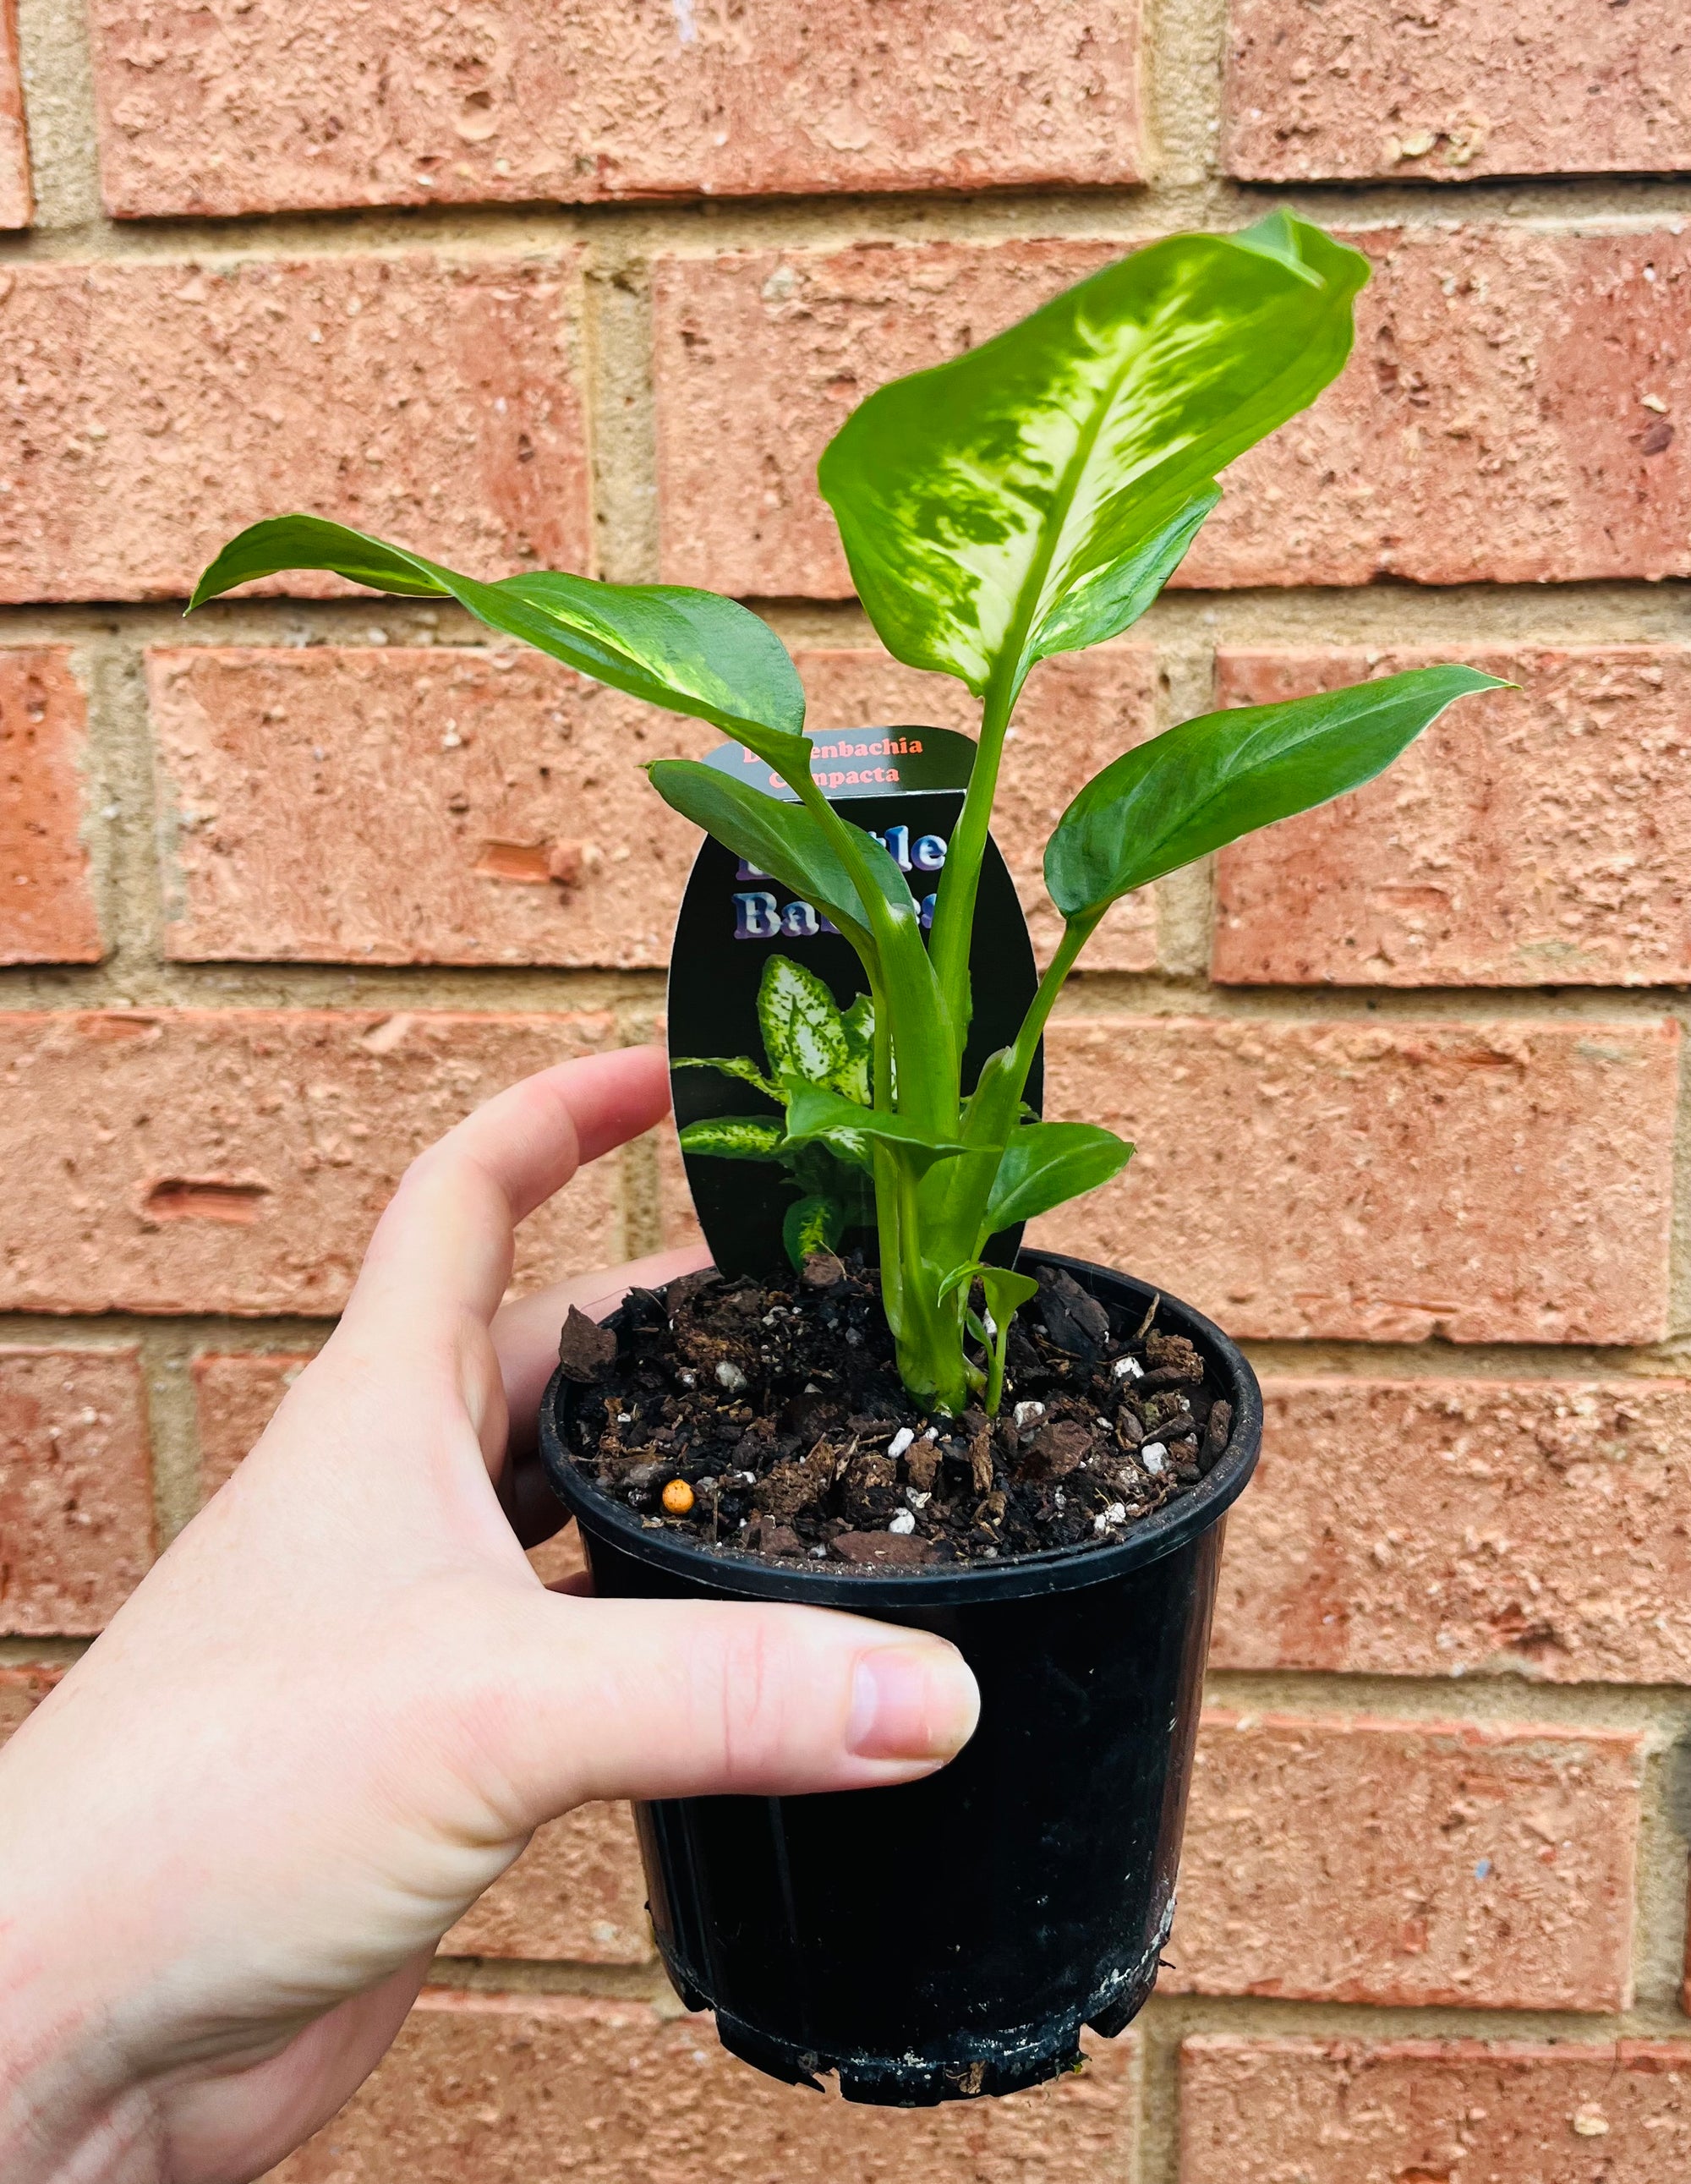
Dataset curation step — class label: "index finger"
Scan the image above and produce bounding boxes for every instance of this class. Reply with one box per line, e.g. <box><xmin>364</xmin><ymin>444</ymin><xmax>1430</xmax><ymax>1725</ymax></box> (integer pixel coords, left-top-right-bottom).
<box><xmin>346</xmin><ymin>1045</ymin><xmax>673</xmax><ymax>1337</ymax></box>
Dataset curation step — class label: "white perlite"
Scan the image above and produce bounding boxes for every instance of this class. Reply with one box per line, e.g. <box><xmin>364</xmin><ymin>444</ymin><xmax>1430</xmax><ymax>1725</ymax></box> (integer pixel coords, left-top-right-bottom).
<box><xmin>714</xmin><ymin>1360</ymin><xmax>747</xmax><ymax>1392</ymax></box>
<box><xmin>1013</xmin><ymin>1401</ymin><xmax>1045</xmax><ymax>1430</ymax></box>
<box><xmin>886</xmin><ymin>1426</ymin><xmax>916</xmax><ymax>1461</ymax></box>
<box><xmin>888</xmin><ymin>1509</ymin><xmax>917</xmax><ymax>1535</ymax></box>
<box><xmin>1094</xmin><ymin>1502</ymin><xmax>1128</xmax><ymax>1533</ymax></box>
<box><xmin>1114</xmin><ymin>1355</ymin><xmax>1144</xmax><ymax>1380</ymax></box>
<box><xmin>1141</xmin><ymin>1442</ymin><xmax>1168</xmax><ymax>1475</ymax></box>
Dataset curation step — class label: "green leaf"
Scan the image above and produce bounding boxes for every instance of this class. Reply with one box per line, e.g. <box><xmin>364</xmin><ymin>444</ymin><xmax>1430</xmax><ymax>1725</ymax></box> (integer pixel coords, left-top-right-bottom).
<box><xmin>839</xmin><ymin>992</ymin><xmax>875</xmax><ymax>1106</ymax></box>
<box><xmin>783</xmin><ymin>1194</ymin><xmax>846</xmax><ymax>1269</ymax></box>
<box><xmin>818</xmin><ymin>215</ymin><xmax>1369</xmax><ymax>701</ymax></box>
<box><xmin>672</xmin><ymin>1054</ymin><xmax>781</xmax><ymax>1102</ymax></box>
<box><xmin>1045</xmin><ymin>665</ymin><xmax>1509</xmax><ymax>922</ymax></box>
<box><xmin>1028</xmin><ymin>484</ymin><xmax>1219</xmax><ymax>665</ymax></box>
<box><xmin>758</xmin><ymin>955</ymin><xmax>854</xmax><ymax>1095</ymax></box>
<box><xmin>647</xmin><ymin>758</ymin><xmax>921</xmax><ymax>953</ymax></box>
<box><xmin>189</xmin><ymin>515</ymin><xmax>809</xmax><ymax>759</ymax></box>
<box><xmin>939</xmin><ymin>1260</ymin><xmax>1039</xmax><ymax>1322</ymax></box>
<box><xmin>784</xmin><ymin>1082</ymin><xmax>967</xmax><ymax>1173</ymax></box>
<box><xmin>983</xmin><ymin>1122</ymin><xmax>1135</xmax><ymax>1234</ymax></box>
<box><xmin>676</xmin><ymin>1116</ymin><xmax>787</xmax><ymax>1163</ymax></box>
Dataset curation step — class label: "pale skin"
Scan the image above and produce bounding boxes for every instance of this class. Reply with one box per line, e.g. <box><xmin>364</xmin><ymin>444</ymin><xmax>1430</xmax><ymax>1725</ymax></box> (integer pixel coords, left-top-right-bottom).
<box><xmin>0</xmin><ymin>1046</ymin><xmax>981</xmax><ymax>2184</ymax></box>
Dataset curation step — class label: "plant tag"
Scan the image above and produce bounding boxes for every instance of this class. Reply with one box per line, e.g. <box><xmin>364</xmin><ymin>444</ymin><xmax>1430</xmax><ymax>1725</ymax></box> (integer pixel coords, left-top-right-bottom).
<box><xmin>667</xmin><ymin>725</ymin><xmax>1042</xmax><ymax>1276</ymax></box>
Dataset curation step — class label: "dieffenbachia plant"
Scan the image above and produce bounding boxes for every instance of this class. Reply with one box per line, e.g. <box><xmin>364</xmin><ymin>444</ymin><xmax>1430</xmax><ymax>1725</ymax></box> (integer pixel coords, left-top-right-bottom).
<box><xmin>191</xmin><ymin>211</ymin><xmax>1503</xmax><ymax>1416</ymax></box>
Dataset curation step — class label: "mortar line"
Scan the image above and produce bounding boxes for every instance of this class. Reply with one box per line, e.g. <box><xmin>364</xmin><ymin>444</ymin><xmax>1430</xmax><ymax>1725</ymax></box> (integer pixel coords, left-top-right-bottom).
<box><xmin>0</xmin><ymin>177</ymin><xmax>1685</xmax><ymax>271</ymax></box>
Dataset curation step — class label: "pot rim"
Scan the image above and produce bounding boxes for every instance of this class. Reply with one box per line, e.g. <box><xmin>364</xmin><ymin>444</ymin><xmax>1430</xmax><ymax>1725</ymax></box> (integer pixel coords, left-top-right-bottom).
<box><xmin>539</xmin><ymin>1248</ymin><xmax>1262</xmax><ymax>1606</ymax></box>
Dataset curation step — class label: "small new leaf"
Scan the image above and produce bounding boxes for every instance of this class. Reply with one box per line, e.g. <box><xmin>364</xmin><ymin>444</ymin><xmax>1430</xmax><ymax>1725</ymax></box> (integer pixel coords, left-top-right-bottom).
<box><xmin>1045</xmin><ymin>665</ymin><xmax>1510</xmax><ymax>922</ymax></box>
<box><xmin>982</xmin><ymin>1122</ymin><xmax>1135</xmax><ymax>1236</ymax></box>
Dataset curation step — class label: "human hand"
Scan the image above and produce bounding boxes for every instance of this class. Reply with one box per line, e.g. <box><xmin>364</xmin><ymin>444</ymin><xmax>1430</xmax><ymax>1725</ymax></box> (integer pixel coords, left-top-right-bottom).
<box><xmin>0</xmin><ymin>1046</ymin><xmax>979</xmax><ymax>2184</ymax></box>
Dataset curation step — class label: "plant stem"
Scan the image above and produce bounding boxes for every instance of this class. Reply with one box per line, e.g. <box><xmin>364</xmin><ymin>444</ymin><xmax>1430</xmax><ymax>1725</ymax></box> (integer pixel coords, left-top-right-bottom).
<box><xmin>926</xmin><ymin>666</ymin><xmax>1017</xmax><ymax>1041</ymax></box>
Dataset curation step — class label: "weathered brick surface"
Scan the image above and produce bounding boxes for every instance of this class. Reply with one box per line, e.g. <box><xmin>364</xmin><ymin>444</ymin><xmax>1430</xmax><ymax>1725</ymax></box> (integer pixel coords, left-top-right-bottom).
<box><xmin>0</xmin><ymin>1661</ymin><xmax>63</xmax><ymax>1738</ymax></box>
<box><xmin>1030</xmin><ymin>1015</ymin><xmax>1679</xmax><ymax>1344</ymax></box>
<box><xmin>1180</xmin><ymin>2036</ymin><xmax>1691</xmax><ymax>2182</ymax></box>
<box><xmin>0</xmin><ymin>255</ymin><xmax>586</xmax><ymax>605</ymax></box>
<box><xmin>799</xmin><ymin>645</ymin><xmax>1159</xmax><ymax>969</ymax></box>
<box><xmin>0</xmin><ymin>1012</ymin><xmax>625</xmax><ymax>1316</ymax></box>
<box><xmin>88</xmin><ymin>0</ymin><xmax>1143</xmax><ymax>218</ymax></box>
<box><xmin>0</xmin><ymin>649</ymin><xmax>101</xmax><ymax>964</ymax></box>
<box><xmin>272</xmin><ymin>1990</ymin><xmax>1136</xmax><ymax>2183</ymax></box>
<box><xmin>654</xmin><ymin>228</ymin><xmax>1691</xmax><ymax>596</ymax></box>
<box><xmin>1212</xmin><ymin>646</ymin><xmax>1691</xmax><ymax>988</ymax></box>
<box><xmin>1172</xmin><ymin>1713</ymin><xmax>1641</xmax><ymax>2011</ymax></box>
<box><xmin>149</xmin><ymin>642</ymin><xmax>1157</xmax><ymax>972</ymax></box>
<box><xmin>0</xmin><ymin>1346</ymin><xmax>153</xmax><ymax>1636</ymax></box>
<box><xmin>1212</xmin><ymin>1377</ymin><xmax>1691</xmax><ymax>1684</ymax></box>
<box><xmin>1224</xmin><ymin>0</ymin><xmax>1691</xmax><ymax>183</ymax></box>
<box><xmin>0</xmin><ymin>0</ymin><xmax>30</xmax><ymax>229</ymax></box>
<box><xmin>150</xmin><ymin>647</ymin><xmax>717</xmax><ymax>969</ymax></box>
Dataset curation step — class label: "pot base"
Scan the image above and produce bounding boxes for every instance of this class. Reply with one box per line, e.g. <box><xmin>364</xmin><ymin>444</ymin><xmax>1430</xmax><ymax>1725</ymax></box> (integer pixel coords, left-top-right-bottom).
<box><xmin>665</xmin><ymin>1910</ymin><xmax>1171</xmax><ymax>2105</ymax></box>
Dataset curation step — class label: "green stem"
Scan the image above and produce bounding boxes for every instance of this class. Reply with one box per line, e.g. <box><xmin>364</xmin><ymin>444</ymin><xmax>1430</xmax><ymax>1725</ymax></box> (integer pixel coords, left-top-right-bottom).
<box><xmin>926</xmin><ymin>667</ymin><xmax>1017</xmax><ymax>1043</ymax></box>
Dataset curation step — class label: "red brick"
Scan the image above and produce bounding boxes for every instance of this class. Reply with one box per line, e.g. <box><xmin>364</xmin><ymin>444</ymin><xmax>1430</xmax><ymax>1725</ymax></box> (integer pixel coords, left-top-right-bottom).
<box><xmin>0</xmin><ymin>1661</ymin><xmax>63</xmax><ymax>1738</ymax></box>
<box><xmin>0</xmin><ymin>0</ymin><xmax>29</xmax><ymax>229</ymax></box>
<box><xmin>1180</xmin><ymin>2036</ymin><xmax>1691</xmax><ymax>2182</ymax></box>
<box><xmin>0</xmin><ymin>649</ymin><xmax>101</xmax><ymax>965</ymax></box>
<box><xmin>1212</xmin><ymin>646</ymin><xmax>1691</xmax><ymax>988</ymax></box>
<box><xmin>272</xmin><ymin>1990</ymin><xmax>1136</xmax><ymax>2184</ymax></box>
<box><xmin>191</xmin><ymin>1352</ymin><xmax>585</xmax><ymax>1584</ymax></box>
<box><xmin>1224</xmin><ymin>0</ymin><xmax>1690</xmax><ymax>183</ymax></box>
<box><xmin>0</xmin><ymin>255</ymin><xmax>586</xmax><ymax>605</ymax></box>
<box><xmin>654</xmin><ymin>228</ymin><xmax>1691</xmax><ymax>597</ymax></box>
<box><xmin>149</xmin><ymin>647</ymin><xmax>716</xmax><ymax>969</ymax></box>
<box><xmin>0</xmin><ymin>1011</ymin><xmax>625</xmax><ymax>1316</ymax></box>
<box><xmin>1031</xmin><ymin>1015</ymin><xmax>1678</xmax><ymax>1344</ymax></box>
<box><xmin>1212</xmin><ymin>1377</ymin><xmax>1691</xmax><ymax>1685</ymax></box>
<box><xmin>0</xmin><ymin>1346</ymin><xmax>153</xmax><ymax>1635</ymax></box>
<box><xmin>1172</xmin><ymin>1712</ymin><xmax>1641</xmax><ymax>2012</ymax></box>
<box><xmin>87</xmin><ymin>1</ymin><xmax>1143</xmax><ymax>219</ymax></box>
<box><xmin>150</xmin><ymin>641</ymin><xmax>1158</xmax><ymax>972</ymax></box>
<box><xmin>799</xmin><ymin>645</ymin><xmax>1159</xmax><ymax>970</ymax></box>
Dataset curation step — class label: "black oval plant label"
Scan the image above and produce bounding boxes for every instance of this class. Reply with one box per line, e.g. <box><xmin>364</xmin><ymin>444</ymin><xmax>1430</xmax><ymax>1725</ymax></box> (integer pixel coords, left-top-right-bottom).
<box><xmin>668</xmin><ymin>725</ymin><xmax>1043</xmax><ymax>1276</ymax></box>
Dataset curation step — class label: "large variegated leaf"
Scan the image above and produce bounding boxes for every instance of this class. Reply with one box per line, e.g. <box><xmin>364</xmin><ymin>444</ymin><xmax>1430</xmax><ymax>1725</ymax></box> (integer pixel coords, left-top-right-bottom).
<box><xmin>189</xmin><ymin>515</ymin><xmax>808</xmax><ymax>757</ymax></box>
<box><xmin>818</xmin><ymin>215</ymin><xmax>1368</xmax><ymax>700</ymax></box>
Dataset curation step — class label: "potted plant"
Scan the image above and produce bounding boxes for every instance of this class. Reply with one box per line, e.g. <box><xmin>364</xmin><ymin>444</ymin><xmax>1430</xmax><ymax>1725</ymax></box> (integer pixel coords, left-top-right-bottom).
<box><xmin>192</xmin><ymin>211</ymin><xmax>1500</xmax><ymax>2105</ymax></box>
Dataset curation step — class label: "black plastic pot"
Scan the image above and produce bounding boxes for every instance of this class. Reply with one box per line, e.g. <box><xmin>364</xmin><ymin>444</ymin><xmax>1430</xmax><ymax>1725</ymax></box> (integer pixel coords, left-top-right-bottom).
<box><xmin>539</xmin><ymin>1250</ymin><xmax>1261</xmax><ymax>2106</ymax></box>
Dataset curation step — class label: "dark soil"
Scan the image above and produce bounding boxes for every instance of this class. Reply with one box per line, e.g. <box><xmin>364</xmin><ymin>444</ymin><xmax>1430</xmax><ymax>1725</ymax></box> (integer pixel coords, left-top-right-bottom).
<box><xmin>555</xmin><ymin>1256</ymin><xmax>1231</xmax><ymax>1571</ymax></box>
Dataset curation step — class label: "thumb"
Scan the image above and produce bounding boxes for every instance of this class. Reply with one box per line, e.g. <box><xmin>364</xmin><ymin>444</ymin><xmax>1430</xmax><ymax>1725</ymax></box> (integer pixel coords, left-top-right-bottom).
<box><xmin>479</xmin><ymin>1593</ymin><xmax>981</xmax><ymax>1821</ymax></box>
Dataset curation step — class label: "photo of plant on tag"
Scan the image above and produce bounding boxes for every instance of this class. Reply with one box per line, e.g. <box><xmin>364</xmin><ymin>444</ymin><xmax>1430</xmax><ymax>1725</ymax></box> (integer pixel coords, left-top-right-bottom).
<box><xmin>669</xmin><ymin>722</ymin><xmax>1041</xmax><ymax>1277</ymax></box>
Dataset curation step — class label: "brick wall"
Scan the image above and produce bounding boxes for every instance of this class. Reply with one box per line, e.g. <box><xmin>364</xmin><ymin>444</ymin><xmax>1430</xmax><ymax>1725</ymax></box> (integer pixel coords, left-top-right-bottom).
<box><xmin>3</xmin><ymin>2</ymin><xmax>1689</xmax><ymax>2176</ymax></box>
